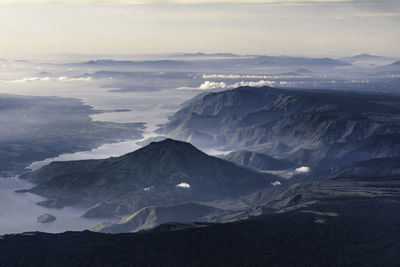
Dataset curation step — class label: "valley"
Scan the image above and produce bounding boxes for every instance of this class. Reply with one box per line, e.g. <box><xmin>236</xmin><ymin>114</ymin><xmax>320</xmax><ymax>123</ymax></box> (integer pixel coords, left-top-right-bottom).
<box><xmin>2</xmin><ymin>0</ymin><xmax>400</xmax><ymax>264</ymax></box>
<box><xmin>0</xmin><ymin>53</ymin><xmax>399</xmax><ymax>266</ymax></box>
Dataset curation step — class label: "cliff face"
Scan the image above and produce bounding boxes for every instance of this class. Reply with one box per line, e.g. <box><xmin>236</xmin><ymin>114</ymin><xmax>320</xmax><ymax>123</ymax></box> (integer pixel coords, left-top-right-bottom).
<box><xmin>157</xmin><ymin>86</ymin><xmax>400</xmax><ymax>170</ymax></box>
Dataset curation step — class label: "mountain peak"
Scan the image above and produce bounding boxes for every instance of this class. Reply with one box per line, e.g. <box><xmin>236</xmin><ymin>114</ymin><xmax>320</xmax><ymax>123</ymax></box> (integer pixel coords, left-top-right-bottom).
<box><xmin>136</xmin><ymin>138</ymin><xmax>202</xmax><ymax>156</ymax></box>
<box><xmin>150</xmin><ymin>138</ymin><xmax>191</xmax><ymax>147</ymax></box>
<box><xmin>22</xmin><ymin>138</ymin><xmax>277</xmax><ymax>214</ymax></box>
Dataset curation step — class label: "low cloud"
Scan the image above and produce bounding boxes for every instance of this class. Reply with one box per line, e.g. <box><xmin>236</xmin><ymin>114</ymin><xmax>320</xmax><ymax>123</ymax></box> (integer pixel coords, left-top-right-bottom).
<box><xmin>4</xmin><ymin>76</ymin><xmax>92</xmax><ymax>83</ymax></box>
<box><xmin>295</xmin><ymin>166</ymin><xmax>310</xmax><ymax>173</ymax></box>
<box><xmin>199</xmin><ymin>81</ymin><xmax>227</xmax><ymax>90</ymax></box>
<box><xmin>263</xmin><ymin>166</ymin><xmax>310</xmax><ymax>179</ymax></box>
<box><xmin>176</xmin><ymin>182</ymin><xmax>191</xmax><ymax>189</ymax></box>
<box><xmin>271</xmin><ymin>181</ymin><xmax>282</xmax><ymax>186</ymax></box>
<box><xmin>202</xmin><ymin>74</ymin><xmax>306</xmax><ymax>79</ymax></box>
<box><xmin>178</xmin><ymin>80</ymin><xmax>275</xmax><ymax>90</ymax></box>
<box><xmin>232</xmin><ymin>80</ymin><xmax>275</xmax><ymax>87</ymax></box>
<box><xmin>178</xmin><ymin>81</ymin><xmax>227</xmax><ymax>90</ymax></box>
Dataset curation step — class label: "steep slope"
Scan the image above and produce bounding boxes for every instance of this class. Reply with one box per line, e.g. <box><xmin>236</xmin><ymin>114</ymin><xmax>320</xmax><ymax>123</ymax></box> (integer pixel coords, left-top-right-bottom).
<box><xmin>320</xmin><ymin>157</ymin><xmax>400</xmax><ymax>181</ymax></box>
<box><xmin>221</xmin><ymin>150</ymin><xmax>296</xmax><ymax>171</ymax></box>
<box><xmin>264</xmin><ymin>179</ymin><xmax>400</xmax><ymax>213</ymax></box>
<box><xmin>21</xmin><ymin>139</ymin><xmax>278</xmax><ymax>216</ymax></box>
<box><xmin>157</xmin><ymin>86</ymin><xmax>400</xmax><ymax>170</ymax></box>
<box><xmin>91</xmin><ymin>155</ymin><xmax>400</xmax><ymax>233</ymax></box>
<box><xmin>91</xmin><ymin>202</ymin><xmax>223</xmax><ymax>233</ymax></box>
<box><xmin>237</xmin><ymin>155</ymin><xmax>400</xmax><ymax>215</ymax></box>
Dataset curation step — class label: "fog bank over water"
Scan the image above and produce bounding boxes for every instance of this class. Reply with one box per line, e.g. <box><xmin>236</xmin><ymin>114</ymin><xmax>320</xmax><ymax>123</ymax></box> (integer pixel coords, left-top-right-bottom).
<box><xmin>0</xmin><ymin>177</ymin><xmax>109</xmax><ymax>234</ymax></box>
<box><xmin>0</xmin><ymin>79</ymin><xmax>197</xmax><ymax>127</ymax></box>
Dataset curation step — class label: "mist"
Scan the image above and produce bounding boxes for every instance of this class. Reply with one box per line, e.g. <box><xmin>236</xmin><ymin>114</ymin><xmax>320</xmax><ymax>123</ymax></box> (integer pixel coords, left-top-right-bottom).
<box><xmin>0</xmin><ymin>177</ymin><xmax>110</xmax><ymax>234</ymax></box>
<box><xmin>1</xmin><ymin>53</ymin><xmax>400</xmax><ymax>235</ymax></box>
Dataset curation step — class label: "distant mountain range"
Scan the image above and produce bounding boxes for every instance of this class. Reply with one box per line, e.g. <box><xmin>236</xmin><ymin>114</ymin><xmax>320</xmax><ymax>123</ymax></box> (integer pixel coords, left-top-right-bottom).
<box><xmin>71</xmin><ymin>55</ymin><xmax>352</xmax><ymax>70</ymax></box>
<box><xmin>73</xmin><ymin>59</ymin><xmax>192</xmax><ymax>68</ymax></box>
<box><xmin>342</xmin><ymin>53</ymin><xmax>397</xmax><ymax>62</ymax></box>
<box><xmin>171</xmin><ymin>52</ymin><xmax>241</xmax><ymax>58</ymax></box>
<box><xmin>20</xmin><ymin>139</ymin><xmax>278</xmax><ymax>217</ymax></box>
<box><xmin>377</xmin><ymin>60</ymin><xmax>400</xmax><ymax>72</ymax></box>
<box><xmin>251</xmin><ymin>55</ymin><xmax>350</xmax><ymax>66</ymax></box>
<box><xmin>157</xmin><ymin>86</ymin><xmax>400</xmax><ymax>171</ymax></box>
<box><xmin>79</xmin><ymin>70</ymin><xmax>200</xmax><ymax>92</ymax></box>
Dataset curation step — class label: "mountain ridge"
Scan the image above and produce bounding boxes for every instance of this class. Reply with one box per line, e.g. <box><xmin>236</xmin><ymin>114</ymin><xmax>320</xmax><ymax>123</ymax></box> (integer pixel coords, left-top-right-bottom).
<box><xmin>157</xmin><ymin>86</ymin><xmax>400</xmax><ymax>171</ymax></box>
<box><xmin>20</xmin><ymin>139</ymin><xmax>279</xmax><ymax>217</ymax></box>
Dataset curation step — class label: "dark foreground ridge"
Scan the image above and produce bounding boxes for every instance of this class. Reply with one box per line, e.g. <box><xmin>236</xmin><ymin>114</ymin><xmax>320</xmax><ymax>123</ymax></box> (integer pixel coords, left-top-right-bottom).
<box><xmin>1</xmin><ymin>199</ymin><xmax>399</xmax><ymax>267</ymax></box>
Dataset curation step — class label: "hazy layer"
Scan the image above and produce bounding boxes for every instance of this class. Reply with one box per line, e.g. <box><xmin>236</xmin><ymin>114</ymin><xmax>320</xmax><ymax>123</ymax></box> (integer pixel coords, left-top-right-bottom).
<box><xmin>1</xmin><ymin>54</ymin><xmax>399</xmax><ymax>234</ymax></box>
<box><xmin>28</xmin><ymin>132</ymin><xmax>159</xmax><ymax>171</ymax></box>
<box><xmin>0</xmin><ymin>177</ymin><xmax>110</xmax><ymax>234</ymax></box>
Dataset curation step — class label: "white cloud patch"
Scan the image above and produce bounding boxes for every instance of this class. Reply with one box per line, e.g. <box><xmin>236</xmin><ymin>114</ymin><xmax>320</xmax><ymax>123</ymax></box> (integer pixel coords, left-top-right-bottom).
<box><xmin>295</xmin><ymin>166</ymin><xmax>310</xmax><ymax>173</ymax></box>
<box><xmin>271</xmin><ymin>181</ymin><xmax>282</xmax><ymax>186</ymax></box>
<box><xmin>4</xmin><ymin>76</ymin><xmax>92</xmax><ymax>83</ymax></box>
<box><xmin>202</xmin><ymin>74</ymin><xmax>309</xmax><ymax>79</ymax></box>
<box><xmin>178</xmin><ymin>80</ymin><xmax>275</xmax><ymax>90</ymax></box>
<box><xmin>176</xmin><ymin>182</ymin><xmax>191</xmax><ymax>189</ymax></box>
<box><xmin>232</xmin><ymin>80</ymin><xmax>275</xmax><ymax>88</ymax></box>
<box><xmin>199</xmin><ymin>81</ymin><xmax>227</xmax><ymax>90</ymax></box>
<box><xmin>263</xmin><ymin>166</ymin><xmax>311</xmax><ymax>179</ymax></box>
<box><xmin>178</xmin><ymin>81</ymin><xmax>227</xmax><ymax>90</ymax></box>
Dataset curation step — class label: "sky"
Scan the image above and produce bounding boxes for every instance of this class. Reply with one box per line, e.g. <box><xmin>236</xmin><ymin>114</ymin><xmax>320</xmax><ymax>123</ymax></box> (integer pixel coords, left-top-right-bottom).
<box><xmin>0</xmin><ymin>0</ymin><xmax>399</xmax><ymax>58</ymax></box>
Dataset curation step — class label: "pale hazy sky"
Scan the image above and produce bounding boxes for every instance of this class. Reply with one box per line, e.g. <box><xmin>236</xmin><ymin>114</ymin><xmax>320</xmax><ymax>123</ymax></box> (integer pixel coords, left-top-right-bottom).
<box><xmin>0</xmin><ymin>0</ymin><xmax>399</xmax><ymax>58</ymax></box>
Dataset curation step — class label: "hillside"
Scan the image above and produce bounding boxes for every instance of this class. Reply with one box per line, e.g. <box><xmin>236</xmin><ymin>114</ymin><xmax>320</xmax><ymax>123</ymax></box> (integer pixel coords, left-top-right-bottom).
<box><xmin>221</xmin><ymin>150</ymin><xmax>296</xmax><ymax>171</ymax></box>
<box><xmin>92</xmin><ymin>156</ymin><xmax>400</xmax><ymax>233</ymax></box>
<box><xmin>157</xmin><ymin>86</ymin><xmax>400</xmax><ymax>170</ymax></box>
<box><xmin>1</xmin><ymin>198</ymin><xmax>399</xmax><ymax>267</ymax></box>
<box><xmin>20</xmin><ymin>139</ymin><xmax>278</xmax><ymax>217</ymax></box>
<box><xmin>91</xmin><ymin>202</ymin><xmax>223</xmax><ymax>233</ymax></box>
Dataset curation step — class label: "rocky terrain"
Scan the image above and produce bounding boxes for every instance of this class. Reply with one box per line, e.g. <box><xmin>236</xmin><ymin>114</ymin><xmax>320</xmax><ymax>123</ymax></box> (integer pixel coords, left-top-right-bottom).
<box><xmin>86</xmin><ymin>155</ymin><xmax>400</xmax><ymax>233</ymax></box>
<box><xmin>157</xmin><ymin>86</ymin><xmax>400</xmax><ymax>171</ymax></box>
<box><xmin>221</xmin><ymin>150</ymin><xmax>296</xmax><ymax>171</ymax></box>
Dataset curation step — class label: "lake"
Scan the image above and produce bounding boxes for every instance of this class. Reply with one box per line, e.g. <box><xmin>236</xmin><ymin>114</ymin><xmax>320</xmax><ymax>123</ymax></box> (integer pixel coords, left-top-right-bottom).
<box><xmin>0</xmin><ymin>177</ymin><xmax>112</xmax><ymax>235</ymax></box>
